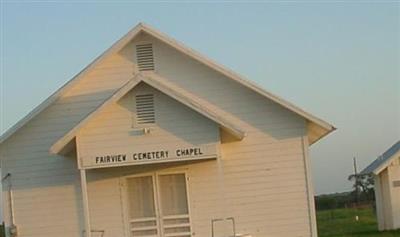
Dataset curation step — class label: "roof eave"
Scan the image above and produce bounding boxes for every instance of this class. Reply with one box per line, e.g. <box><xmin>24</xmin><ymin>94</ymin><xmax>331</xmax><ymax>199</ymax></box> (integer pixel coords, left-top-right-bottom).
<box><xmin>0</xmin><ymin>24</ymin><xmax>146</xmax><ymax>145</ymax></box>
<box><xmin>139</xmin><ymin>23</ymin><xmax>335</xmax><ymax>137</ymax></box>
<box><xmin>50</xmin><ymin>72</ymin><xmax>246</xmax><ymax>155</ymax></box>
<box><xmin>373</xmin><ymin>151</ymin><xmax>400</xmax><ymax>175</ymax></box>
<box><xmin>2</xmin><ymin>22</ymin><xmax>334</xmax><ymax>146</ymax></box>
<box><xmin>307</xmin><ymin>121</ymin><xmax>336</xmax><ymax>146</ymax></box>
<box><xmin>140</xmin><ymin>72</ymin><xmax>246</xmax><ymax>140</ymax></box>
<box><xmin>50</xmin><ymin>76</ymin><xmax>142</xmax><ymax>155</ymax></box>
<box><xmin>361</xmin><ymin>141</ymin><xmax>400</xmax><ymax>175</ymax></box>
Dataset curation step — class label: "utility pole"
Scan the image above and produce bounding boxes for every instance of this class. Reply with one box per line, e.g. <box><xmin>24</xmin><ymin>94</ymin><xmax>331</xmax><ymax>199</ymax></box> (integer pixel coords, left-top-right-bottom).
<box><xmin>353</xmin><ymin>157</ymin><xmax>359</xmax><ymax>205</ymax></box>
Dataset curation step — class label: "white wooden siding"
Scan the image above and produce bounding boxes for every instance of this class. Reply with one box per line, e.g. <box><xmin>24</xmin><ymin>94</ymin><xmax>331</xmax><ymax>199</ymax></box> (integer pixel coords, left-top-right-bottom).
<box><xmin>123</xmin><ymin>33</ymin><xmax>311</xmax><ymax>236</ymax></box>
<box><xmin>77</xmin><ymin>82</ymin><xmax>220</xmax><ymax>168</ymax></box>
<box><xmin>389</xmin><ymin>165</ymin><xmax>400</xmax><ymax>229</ymax></box>
<box><xmin>375</xmin><ymin>156</ymin><xmax>400</xmax><ymax>231</ymax></box>
<box><xmin>380</xmin><ymin>169</ymin><xmax>394</xmax><ymax>230</ymax></box>
<box><xmin>0</xmin><ymin>54</ymin><xmax>135</xmax><ymax>237</ymax></box>
<box><xmin>1</xmin><ymin>31</ymin><xmax>314</xmax><ymax>237</ymax></box>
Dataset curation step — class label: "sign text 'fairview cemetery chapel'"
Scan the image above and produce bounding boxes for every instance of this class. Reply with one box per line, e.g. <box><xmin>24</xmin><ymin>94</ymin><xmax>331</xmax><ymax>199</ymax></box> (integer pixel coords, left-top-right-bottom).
<box><xmin>80</xmin><ymin>145</ymin><xmax>217</xmax><ymax>169</ymax></box>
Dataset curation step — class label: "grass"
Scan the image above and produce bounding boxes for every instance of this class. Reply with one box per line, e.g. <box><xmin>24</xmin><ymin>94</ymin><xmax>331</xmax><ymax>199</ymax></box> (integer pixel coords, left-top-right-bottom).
<box><xmin>317</xmin><ymin>208</ymin><xmax>400</xmax><ymax>237</ymax></box>
<box><xmin>0</xmin><ymin>224</ymin><xmax>4</xmax><ymax>237</ymax></box>
<box><xmin>0</xmin><ymin>208</ymin><xmax>397</xmax><ymax>237</ymax></box>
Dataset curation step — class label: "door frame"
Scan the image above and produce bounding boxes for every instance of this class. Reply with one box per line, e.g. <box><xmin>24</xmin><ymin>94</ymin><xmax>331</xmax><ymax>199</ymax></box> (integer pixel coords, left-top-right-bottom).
<box><xmin>120</xmin><ymin>170</ymin><xmax>193</xmax><ymax>237</ymax></box>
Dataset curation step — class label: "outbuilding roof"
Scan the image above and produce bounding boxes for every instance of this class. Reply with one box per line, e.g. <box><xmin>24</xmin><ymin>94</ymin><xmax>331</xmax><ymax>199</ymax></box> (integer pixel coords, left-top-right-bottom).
<box><xmin>0</xmin><ymin>22</ymin><xmax>335</xmax><ymax>145</ymax></box>
<box><xmin>362</xmin><ymin>140</ymin><xmax>400</xmax><ymax>175</ymax></box>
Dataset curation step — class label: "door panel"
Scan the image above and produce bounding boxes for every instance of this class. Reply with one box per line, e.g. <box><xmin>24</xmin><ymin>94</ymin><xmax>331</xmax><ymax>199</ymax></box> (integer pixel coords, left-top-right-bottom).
<box><xmin>158</xmin><ymin>174</ymin><xmax>191</xmax><ymax>237</ymax></box>
<box><xmin>125</xmin><ymin>173</ymin><xmax>191</xmax><ymax>237</ymax></box>
<box><xmin>158</xmin><ymin>174</ymin><xmax>189</xmax><ymax>216</ymax></box>
<box><xmin>126</xmin><ymin>176</ymin><xmax>159</xmax><ymax>237</ymax></box>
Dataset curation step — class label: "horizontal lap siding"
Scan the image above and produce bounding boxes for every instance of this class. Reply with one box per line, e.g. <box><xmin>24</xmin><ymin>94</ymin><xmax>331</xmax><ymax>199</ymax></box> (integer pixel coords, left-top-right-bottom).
<box><xmin>76</xmin><ymin>82</ymin><xmax>221</xmax><ymax>236</ymax></box>
<box><xmin>124</xmin><ymin>34</ymin><xmax>312</xmax><ymax>236</ymax></box>
<box><xmin>381</xmin><ymin>169</ymin><xmax>394</xmax><ymax>229</ymax></box>
<box><xmin>0</xmin><ymin>54</ymin><xmax>134</xmax><ymax>237</ymax></box>
<box><xmin>1</xmin><ymin>32</ymin><xmax>314</xmax><ymax>237</ymax></box>
<box><xmin>387</xmin><ymin>163</ymin><xmax>400</xmax><ymax>229</ymax></box>
<box><xmin>86</xmin><ymin>178</ymin><xmax>124</xmax><ymax>237</ymax></box>
<box><xmin>78</xmin><ymin>83</ymin><xmax>220</xmax><ymax>164</ymax></box>
<box><xmin>185</xmin><ymin>138</ymin><xmax>309</xmax><ymax>237</ymax></box>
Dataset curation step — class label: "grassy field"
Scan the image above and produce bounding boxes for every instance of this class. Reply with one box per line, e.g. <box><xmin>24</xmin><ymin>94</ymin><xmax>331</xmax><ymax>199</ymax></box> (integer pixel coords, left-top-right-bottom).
<box><xmin>317</xmin><ymin>208</ymin><xmax>400</xmax><ymax>237</ymax></box>
<box><xmin>0</xmin><ymin>208</ymin><xmax>397</xmax><ymax>237</ymax></box>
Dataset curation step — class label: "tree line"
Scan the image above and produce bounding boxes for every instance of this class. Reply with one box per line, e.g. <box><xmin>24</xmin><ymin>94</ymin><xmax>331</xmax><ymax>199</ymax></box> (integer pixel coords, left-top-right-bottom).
<box><xmin>315</xmin><ymin>173</ymin><xmax>375</xmax><ymax>211</ymax></box>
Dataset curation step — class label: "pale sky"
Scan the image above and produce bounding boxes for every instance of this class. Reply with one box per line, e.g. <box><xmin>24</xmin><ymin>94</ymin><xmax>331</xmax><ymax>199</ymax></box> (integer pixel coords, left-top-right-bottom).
<box><xmin>1</xmin><ymin>2</ymin><xmax>399</xmax><ymax>195</ymax></box>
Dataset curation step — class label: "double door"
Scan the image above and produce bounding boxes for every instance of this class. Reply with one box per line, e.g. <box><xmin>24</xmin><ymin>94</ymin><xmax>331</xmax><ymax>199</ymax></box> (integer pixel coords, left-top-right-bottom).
<box><xmin>123</xmin><ymin>172</ymin><xmax>192</xmax><ymax>237</ymax></box>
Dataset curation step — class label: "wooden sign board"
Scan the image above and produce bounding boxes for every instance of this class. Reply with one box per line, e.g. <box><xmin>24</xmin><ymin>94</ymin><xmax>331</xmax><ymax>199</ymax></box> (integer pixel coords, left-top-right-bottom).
<box><xmin>79</xmin><ymin>144</ymin><xmax>218</xmax><ymax>169</ymax></box>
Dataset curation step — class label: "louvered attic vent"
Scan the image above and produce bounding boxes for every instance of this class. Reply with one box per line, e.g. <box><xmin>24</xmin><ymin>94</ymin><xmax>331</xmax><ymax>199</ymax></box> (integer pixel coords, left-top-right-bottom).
<box><xmin>135</xmin><ymin>94</ymin><xmax>155</xmax><ymax>125</ymax></box>
<box><xmin>136</xmin><ymin>43</ymin><xmax>155</xmax><ymax>71</ymax></box>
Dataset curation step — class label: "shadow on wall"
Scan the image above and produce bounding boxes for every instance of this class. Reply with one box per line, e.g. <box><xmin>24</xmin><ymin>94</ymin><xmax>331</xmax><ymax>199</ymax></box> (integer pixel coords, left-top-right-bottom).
<box><xmin>1</xmin><ymin>30</ymin><xmax>310</xmax><ymax>234</ymax></box>
<box><xmin>117</xmin><ymin>82</ymin><xmax>220</xmax><ymax>146</ymax></box>
<box><xmin>118</xmin><ymin>31</ymin><xmax>308</xmax><ymax>143</ymax></box>
<box><xmin>0</xmin><ymin>89</ymin><xmax>125</xmax><ymax>235</ymax></box>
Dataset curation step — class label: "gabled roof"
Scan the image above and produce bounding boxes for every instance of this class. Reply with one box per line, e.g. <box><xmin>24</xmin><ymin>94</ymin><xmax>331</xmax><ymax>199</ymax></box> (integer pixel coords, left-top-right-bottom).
<box><xmin>0</xmin><ymin>22</ymin><xmax>335</xmax><ymax>145</ymax></box>
<box><xmin>362</xmin><ymin>140</ymin><xmax>400</xmax><ymax>175</ymax></box>
<box><xmin>50</xmin><ymin>72</ymin><xmax>246</xmax><ymax>155</ymax></box>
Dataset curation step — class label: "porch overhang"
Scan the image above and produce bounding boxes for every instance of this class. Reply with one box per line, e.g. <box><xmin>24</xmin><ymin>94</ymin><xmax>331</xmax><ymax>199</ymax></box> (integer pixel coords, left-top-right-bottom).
<box><xmin>50</xmin><ymin>72</ymin><xmax>246</xmax><ymax>158</ymax></box>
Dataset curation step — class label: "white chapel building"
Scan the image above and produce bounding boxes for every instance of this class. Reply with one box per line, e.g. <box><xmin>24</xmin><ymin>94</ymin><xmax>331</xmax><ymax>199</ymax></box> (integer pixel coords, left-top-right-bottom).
<box><xmin>0</xmin><ymin>23</ymin><xmax>335</xmax><ymax>237</ymax></box>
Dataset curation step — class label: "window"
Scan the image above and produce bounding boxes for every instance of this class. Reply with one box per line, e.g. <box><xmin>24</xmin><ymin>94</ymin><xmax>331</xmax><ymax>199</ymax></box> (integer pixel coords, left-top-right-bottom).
<box><xmin>136</xmin><ymin>43</ymin><xmax>155</xmax><ymax>71</ymax></box>
<box><xmin>135</xmin><ymin>94</ymin><xmax>155</xmax><ymax>126</ymax></box>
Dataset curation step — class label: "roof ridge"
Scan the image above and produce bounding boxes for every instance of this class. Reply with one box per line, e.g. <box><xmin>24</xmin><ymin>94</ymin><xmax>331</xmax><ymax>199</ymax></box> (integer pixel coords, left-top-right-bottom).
<box><xmin>1</xmin><ymin>22</ymin><xmax>335</xmax><ymax>145</ymax></box>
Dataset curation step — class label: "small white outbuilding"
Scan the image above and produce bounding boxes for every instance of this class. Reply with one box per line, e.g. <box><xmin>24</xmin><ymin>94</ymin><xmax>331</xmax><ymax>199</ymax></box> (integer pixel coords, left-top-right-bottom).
<box><xmin>362</xmin><ymin>140</ymin><xmax>400</xmax><ymax>231</ymax></box>
<box><xmin>0</xmin><ymin>23</ymin><xmax>335</xmax><ymax>237</ymax></box>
